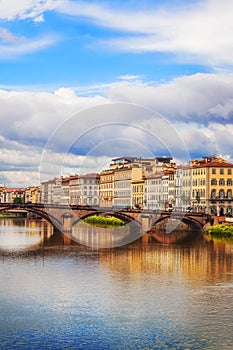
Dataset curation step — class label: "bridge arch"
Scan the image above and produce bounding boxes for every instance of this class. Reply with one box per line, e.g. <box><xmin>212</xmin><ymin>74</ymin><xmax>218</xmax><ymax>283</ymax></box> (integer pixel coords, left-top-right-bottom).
<box><xmin>71</xmin><ymin>211</ymin><xmax>142</xmax><ymax>227</ymax></box>
<box><xmin>0</xmin><ymin>205</ymin><xmax>62</xmax><ymax>230</ymax></box>
<box><xmin>152</xmin><ymin>213</ymin><xmax>203</xmax><ymax>231</ymax></box>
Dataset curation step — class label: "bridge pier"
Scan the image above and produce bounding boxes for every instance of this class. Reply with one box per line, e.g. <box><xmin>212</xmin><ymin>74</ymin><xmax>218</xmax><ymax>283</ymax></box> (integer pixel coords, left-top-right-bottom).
<box><xmin>62</xmin><ymin>213</ymin><xmax>73</xmax><ymax>234</ymax></box>
<box><xmin>141</xmin><ymin>214</ymin><xmax>152</xmax><ymax>233</ymax></box>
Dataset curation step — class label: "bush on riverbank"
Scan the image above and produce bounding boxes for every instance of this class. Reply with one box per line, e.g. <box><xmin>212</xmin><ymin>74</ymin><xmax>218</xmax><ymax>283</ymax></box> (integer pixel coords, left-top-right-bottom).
<box><xmin>205</xmin><ymin>224</ymin><xmax>233</xmax><ymax>238</ymax></box>
<box><xmin>84</xmin><ymin>215</ymin><xmax>125</xmax><ymax>227</ymax></box>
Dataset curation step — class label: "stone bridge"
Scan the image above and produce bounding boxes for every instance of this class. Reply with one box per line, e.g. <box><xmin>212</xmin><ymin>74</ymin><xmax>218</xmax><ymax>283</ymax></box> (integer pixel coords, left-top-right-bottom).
<box><xmin>0</xmin><ymin>203</ymin><xmax>209</xmax><ymax>234</ymax></box>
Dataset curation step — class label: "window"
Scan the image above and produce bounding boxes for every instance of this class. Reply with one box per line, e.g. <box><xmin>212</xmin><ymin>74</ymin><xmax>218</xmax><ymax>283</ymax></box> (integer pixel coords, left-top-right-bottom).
<box><xmin>227</xmin><ymin>179</ymin><xmax>232</xmax><ymax>186</ymax></box>
<box><xmin>228</xmin><ymin>169</ymin><xmax>232</xmax><ymax>175</ymax></box>
<box><xmin>212</xmin><ymin>169</ymin><xmax>216</xmax><ymax>174</ymax></box>
<box><xmin>219</xmin><ymin>179</ymin><xmax>225</xmax><ymax>186</ymax></box>
<box><xmin>227</xmin><ymin>190</ymin><xmax>232</xmax><ymax>199</ymax></box>
<box><xmin>220</xmin><ymin>168</ymin><xmax>224</xmax><ymax>174</ymax></box>
<box><xmin>211</xmin><ymin>189</ymin><xmax>216</xmax><ymax>199</ymax></box>
<box><xmin>219</xmin><ymin>189</ymin><xmax>225</xmax><ymax>199</ymax></box>
<box><xmin>211</xmin><ymin>179</ymin><xmax>217</xmax><ymax>185</ymax></box>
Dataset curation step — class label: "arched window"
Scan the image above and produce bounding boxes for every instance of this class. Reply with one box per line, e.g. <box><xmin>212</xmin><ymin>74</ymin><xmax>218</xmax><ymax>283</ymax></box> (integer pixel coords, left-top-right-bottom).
<box><xmin>211</xmin><ymin>179</ymin><xmax>217</xmax><ymax>185</ymax></box>
<box><xmin>227</xmin><ymin>189</ymin><xmax>232</xmax><ymax>199</ymax></box>
<box><xmin>219</xmin><ymin>189</ymin><xmax>225</xmax><ymax>199</ymax></box>
<box><xmin>211</xmin><ymin>189</ymin><xmax>216</xmax><ymax>199</ymax></box>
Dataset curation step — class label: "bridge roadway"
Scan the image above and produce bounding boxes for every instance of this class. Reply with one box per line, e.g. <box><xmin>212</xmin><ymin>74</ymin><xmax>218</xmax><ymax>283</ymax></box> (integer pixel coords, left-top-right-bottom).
<box><xmin>0</xmin><ymin>203</ymin><xmax>208</xmax><ymax>234</ymax></box>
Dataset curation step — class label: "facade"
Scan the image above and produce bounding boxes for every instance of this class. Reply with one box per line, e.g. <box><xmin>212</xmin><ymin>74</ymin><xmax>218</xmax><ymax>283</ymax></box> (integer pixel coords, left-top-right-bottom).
<box><xmin>25</xmin><ymin>186</ymin><xmax>40</xmax><ymax>203</ymax></box>
<box><xmin>99</xmin><ymin>169</ymin><xmax>114</xmax><ymax>208</ymax></box>
<box><xmin>9</xmin><ymin>188</ymin><xmax>25</xmax><ymax>203</ymax></box>
<box><xmin>144</xmin><ymin>172</ymin><xmax>162</xmax><ymax>210</ymax></box>
<box><xmin>186</xmin><ymin>156</ymin><xmax>233</xmax><ymax>215</ymax></box>
<box><xmin>144</xmin><ymin>170</ymin><xmax>174</xmax><ymax>211</ymax></box>
<box><xmin>174</xmin><ymin>166</ymin><xmax>184</xmax><ymax>211</ymax></box>
<box><xmin>102</xmin><ymin>156</ymin><xmax>168</xmax><ymax>209</ymax></box>
<box><xmin>113</xmin><ymin>167</ymin><xmax>133</xmax><ymax>208</ymax></box>
<box><xmin>0</xmin><ymin>187</ymin><xmax>6</xmax><ymax>203</ymax></box>
<box><xmin>78</xmin><ymin>173</ymin><xmax>100</xmax><ymax>206</ymax></box>
<box><xmin>66</xmin><ymin>175</ymin><xmax>79</xmax><ymax>205</ymax></box>
<box><xmin>61</xmin><ymin>176</ymin><xmax>70</xmax><ymax>204</ymax></box>
<box><xmin>41</xmin><ymin>178</ymin><xmax>62</xmax><ymax>204</ymax></box>
<box><xmin>131</xmin><ymin>171</ymin><xmax>144</xmax><ymax>209</ymax></box>
<box><xmin>2</xmin><ymin>155</ymin><xmax>233</xmax><ymax>216</ymax></box>
<box><xmin>205</xmin><ymin>158</ymin><xmax>233</xmax><ymax>215</ymax></box>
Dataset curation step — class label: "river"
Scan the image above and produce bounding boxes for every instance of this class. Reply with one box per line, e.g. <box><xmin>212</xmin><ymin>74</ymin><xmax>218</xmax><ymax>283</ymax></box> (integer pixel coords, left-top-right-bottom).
<box><xmin>1</xmin><ymin>218</ymin><xmax>233</xmax><ymax>349</ymax></box>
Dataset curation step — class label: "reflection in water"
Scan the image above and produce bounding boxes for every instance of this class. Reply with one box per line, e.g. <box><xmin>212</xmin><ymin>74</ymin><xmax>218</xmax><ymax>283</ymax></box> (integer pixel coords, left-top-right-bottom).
<box><xmin>1</xmin><ymin>219</ymin><xmax>233</xmax><ymax>349</ymax></box>
<box><xmin>99</xmin><ymin>234</ymin><xmax>233</xmax><ymax>285</ymax></box>
<box><xmin>72</xmin><ymin>221</ymin><xmax>141</xmax><ymax>248</ymax></box>
<box><xmin>0</xmin><ymin>218</ymin><xmax>53</xmax><ymax>250</ymax></box>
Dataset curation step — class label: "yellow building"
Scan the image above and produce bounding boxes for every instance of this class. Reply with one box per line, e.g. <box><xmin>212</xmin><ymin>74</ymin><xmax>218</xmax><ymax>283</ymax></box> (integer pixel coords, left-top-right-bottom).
<box><xmin>25</xmin><ymin>186</ymin><xmax>40</xmax><ymax>203</ymax></box>
<box><xmin>132</xmin><ymin>173</ymin><xmax>144</xmax><ymax>209</ymax></box>
<box><xmin>99</xmin><ymin>169</ymin><xmax>114</xmax><ymax>208</ymax></box>
<box><xmin>190</xmin><ymin>156</ymin><xmax>233</xmax><ymax>215</ymax></box>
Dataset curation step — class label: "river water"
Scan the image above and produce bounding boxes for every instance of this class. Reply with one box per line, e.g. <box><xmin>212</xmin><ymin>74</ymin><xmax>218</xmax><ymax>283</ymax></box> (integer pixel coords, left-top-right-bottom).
<box><xmin>1</xmin><ymin>218</ymin><xmax>233</xmax><ymax>349</ymax></box>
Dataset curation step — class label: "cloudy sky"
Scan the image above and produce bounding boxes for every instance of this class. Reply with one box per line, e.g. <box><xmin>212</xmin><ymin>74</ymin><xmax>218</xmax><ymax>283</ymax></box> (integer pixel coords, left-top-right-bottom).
<box><xmin>1</xmin><ymin>0</ymin><xmax>233</xmax><ymax>187</ymax></box>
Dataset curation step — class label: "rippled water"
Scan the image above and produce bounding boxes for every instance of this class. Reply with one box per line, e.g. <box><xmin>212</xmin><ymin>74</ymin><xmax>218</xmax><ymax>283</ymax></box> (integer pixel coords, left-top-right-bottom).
<box><xmin>1</xmin><ymin>218</ymin><xmax>233</xmax><ymax>349</ymax></box>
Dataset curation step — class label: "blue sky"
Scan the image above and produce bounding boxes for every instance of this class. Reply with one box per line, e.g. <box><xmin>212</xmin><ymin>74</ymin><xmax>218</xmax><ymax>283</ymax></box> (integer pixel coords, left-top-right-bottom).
<box><xmin>1</xmin><ymin>0</ymin><xmax>233</xmax><ymax>186</ymax></box>
<box><xmin>0</xmin><ymin>1</ymin><xmax>209</xmax><ymax>88</ymax></box>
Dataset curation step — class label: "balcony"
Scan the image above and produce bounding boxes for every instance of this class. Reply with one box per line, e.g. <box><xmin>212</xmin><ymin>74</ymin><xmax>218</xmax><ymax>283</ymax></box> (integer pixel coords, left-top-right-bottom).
<box><xmin>210</xmin><ymin>196</ymin><xmax>233</xmax><ymax>201</ymax></box>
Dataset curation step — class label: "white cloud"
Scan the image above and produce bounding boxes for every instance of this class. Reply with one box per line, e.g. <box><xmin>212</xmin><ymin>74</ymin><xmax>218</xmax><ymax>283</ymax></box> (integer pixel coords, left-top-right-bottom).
<box><xmin>0</xmin><ymin>28</ymin><xmax>22</xmax><ymax>43</ymax></box>
<box><xmin>0</xmin><ymin>34</ymin><xmax>58</xmax><ymax>59</ymax></box>
<box><xmin>58</xmin><ymin>0</ymin><xmax>233</xmax><ymax>68</ymax></box>
<box><xmin>1</xmin><ymin>72</ymin><xmax>233</xmax><ymax>186</ymax></box>
<box><xmin>107</xmin><ymin>73</ymin><xmax>233</xmax><ymax>122</ymax></box>
<box><xmin>117</xmin><ymin>75</ymin><xmax>143</xmax><ymax>81</ymax></box>
<box><xmin>0</xmin><ymin>0</ymin><xmax>57</xmax><ymax>21</ymax></box>
<box><xmin>33</xmin><ymin>14</ymin><xmax>45</xmax><ymax>23</ymax></box>
<box><xmin>1</xmin><ymin>1</ymin><xmax>233</xmax><ymax>67</ymax></box>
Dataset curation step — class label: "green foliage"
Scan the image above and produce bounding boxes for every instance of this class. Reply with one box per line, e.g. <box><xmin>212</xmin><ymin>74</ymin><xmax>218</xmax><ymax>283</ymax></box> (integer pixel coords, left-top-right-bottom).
<box><xmin>205</xmin><ymin>224</ymin><xmax>233</xmax><ymax>238</ymax></box>
<box><xmin>84</xmin><ymin>215</ymin><xmax>125</xmax><ymax>227</ymax></box>
<box><xmin>13</xmin><ymin>197</ymin><xmax>23</xmax><ymax>204</ymax></box>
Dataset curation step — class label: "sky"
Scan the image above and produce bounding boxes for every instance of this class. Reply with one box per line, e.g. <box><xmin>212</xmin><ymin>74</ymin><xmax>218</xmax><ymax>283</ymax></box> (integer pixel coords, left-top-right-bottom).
<box><xmin>1</xmin><ymin>0</ymin><xmax>233</xmax><ymax>187</ymax></box>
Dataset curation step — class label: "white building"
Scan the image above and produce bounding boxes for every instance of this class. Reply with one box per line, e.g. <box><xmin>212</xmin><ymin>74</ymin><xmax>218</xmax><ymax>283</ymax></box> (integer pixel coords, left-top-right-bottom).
<box><xmin>78</xmin><ymin>173</ymin><xmax>100</xmax><ymax>206</ymax></box>
<box><xmin>41</xmin><ymin>178</ymin><xmax>62</xmax><ymax>204</ymax></box>
<box><xmin>144</xmin><ymin>170</ymin><xmax>174</xmax><ymax>211</ymax></box>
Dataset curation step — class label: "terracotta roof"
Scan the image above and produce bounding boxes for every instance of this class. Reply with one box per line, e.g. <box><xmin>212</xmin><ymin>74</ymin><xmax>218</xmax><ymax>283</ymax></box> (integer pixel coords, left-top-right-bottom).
<box><xmin>194</xmin><ymin>161</ymin><xmax>233</xmax><ymax>168</ymax></box>
<box><xmin>5</xmin><ymin>188</ymin><xmax>25</xmax><ymax>193</ymax></box>
<box><xmin>145</xmin><ymin>170</ymin><xmax>173</xmax><ymax>179</ymax></box>
<box><xmin>79</xmin><ymin>173</ymin><xmax>100</xmax><ymax>179</ymax></box>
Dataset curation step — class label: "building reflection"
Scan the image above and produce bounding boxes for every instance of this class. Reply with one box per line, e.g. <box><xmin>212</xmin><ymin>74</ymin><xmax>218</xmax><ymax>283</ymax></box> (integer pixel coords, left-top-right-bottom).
<box><xmin>98</xmin><ymin>233</ymin><xmax>233</xmax><ymax>286</ymax></box>
<box><xmin>71</xmin><ymin>221</ymin><xmax>141</xmax><ymax>248</ymax></box>
<box><xmin>0</xmin><ymin>218</ymin><xmax>54</xmax><ymax>250</ymax></box>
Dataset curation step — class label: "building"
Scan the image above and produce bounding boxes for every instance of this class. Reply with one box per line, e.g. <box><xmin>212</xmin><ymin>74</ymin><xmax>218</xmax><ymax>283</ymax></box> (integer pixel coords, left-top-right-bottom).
<box><xmin>99</xmin><ymin>169</ymin><xmax>114</xmax><ymax>208</ymax></box>
<box><xmin>113</xmin><ymin>166</ymin><xmax>133</xmax><ymax>208</ymax></box>
<box><xmin>41</xmin><ymin>178</ymin><xmax>62</xmax><ymax>204</ymax></box>
<box><xmin>132</xmin><ymin>175</ymin><xmax>144</xmax><ymax>209</ymax></box>
<box><xmin>180</xmin><ymin>156</ymin><xmax>233</xmax><ymax>215</ymax></box>
<box><xmin>202</xmin><ymin>156</ymin><xmax>233</xmax><ymax>215</ymax></box>
<box><xmin>144</xmin><ymin>172</ymin><xmax>162</xmax><ymax>210</ymax></box>
<box><xmin>61</xmin><ymin>176</ymin><xmax>71</xmax><ymax>204</ymax></box>
<box><xmin>25</xmin><ymin>186</ymin><xmax>40</xmax><ymax>203</ymax></box>
<box><xmin>174</xmin><ymin>165</ymin><xmax>192</xmax><ymax>211</ymax></box>
<box><xmin>1</xmin><ymin>188</ymin><xmax>25</xmax><ymax>203</ymax></box>
<box><xmin>144</xmin><ymin>170</ymin><xmax>174</xmax><ymax>211</ymax></box>
<box><xmin>78</xmin><ymin>173</ymin><xmax>100</xmax><ymax>206</ymax></box>
<box><xmin>68</xmin><ymin>175</ymin><xmax>79</xmax><ymax>205</ymax></box>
